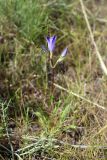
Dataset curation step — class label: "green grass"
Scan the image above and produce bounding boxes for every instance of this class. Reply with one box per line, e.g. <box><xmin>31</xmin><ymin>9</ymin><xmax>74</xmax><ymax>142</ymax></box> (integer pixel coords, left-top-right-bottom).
<box><xmin>0</xmin><ymin>0</ymin><xmax>49</xmax><ymax>42</ymax></box>
<box><xmin>0</xmin><ymin>0</ymin><xmax>107</xmax><ymax>159</ymax></box>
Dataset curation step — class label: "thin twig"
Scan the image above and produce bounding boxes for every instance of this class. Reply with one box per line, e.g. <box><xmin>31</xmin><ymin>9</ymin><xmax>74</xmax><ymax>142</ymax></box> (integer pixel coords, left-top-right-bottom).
<box><xmin>18</xmin><ymin>135</ymin><xmax>107</xmax><ymax>150</ymax></box>
<box><xmin>79</xmin><ymin>0</ymin><xmax>107</xmax><ymax>75</ymax></box>
<box><xmin>93</xmin><ymin>123</ymin><xmax>107</xmax><ymax>137</ymax></box>
<box><xmin>54</xmin><ymin>83</ymin><xmax>107</xmax><ymax>111</ymax></box>
<box><xmin>58</xmin><ymin>139</ymin><xmax>107</xmax><ymax>149</ymax></box>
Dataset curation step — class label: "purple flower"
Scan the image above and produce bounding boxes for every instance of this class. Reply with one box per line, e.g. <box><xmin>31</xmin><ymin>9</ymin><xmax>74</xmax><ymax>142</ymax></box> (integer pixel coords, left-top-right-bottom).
<box><xmin>46</xmin><ymin>35</ymin><xmax>57</xmax><ymax>52</ymax></box>
<box><xmin>61</xmin><ymin>48</ymin><xmax>68</xmax><ymax>57</ymax></box>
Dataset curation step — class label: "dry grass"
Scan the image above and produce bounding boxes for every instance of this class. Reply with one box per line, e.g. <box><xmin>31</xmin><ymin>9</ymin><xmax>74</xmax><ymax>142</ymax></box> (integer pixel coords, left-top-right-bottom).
<box><xmin>0</xmin><ymin>0</ymin><xmax>107</xmax><ymax>159</ymax></box>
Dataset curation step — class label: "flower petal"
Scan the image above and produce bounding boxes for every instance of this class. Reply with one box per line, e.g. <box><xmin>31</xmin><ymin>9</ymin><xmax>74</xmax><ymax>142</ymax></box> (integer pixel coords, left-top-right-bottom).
<box><xmin>61</xmin><ymin>48</ymin><xmax>68</xmax><ymax>57</ymax></box>
<box><xmin>52</xmin><ymin>35</ymin><xmax>57</xmax><ymax>45</ymax></box>
<box><xmin>46</xmin><ymin>35</ymin><xmax>57</xmax><ymax>52</ymax></box>
<box><xmin>46</xmin><ymin>36</ymin><xmax>50</xmax><ymax>43</ymax></box>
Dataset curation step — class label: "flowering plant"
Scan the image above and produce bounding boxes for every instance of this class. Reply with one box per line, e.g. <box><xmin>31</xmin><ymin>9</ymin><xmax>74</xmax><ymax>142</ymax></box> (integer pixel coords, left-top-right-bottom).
<box><xmin>42</xmin><ymin>35</ymin><xmax>68</xmax><ymax>94</ymax></box>
<box><xmin>45</xmin><ymin>35</ymin><xmax>67</xmax><ymax>68</ymax></box>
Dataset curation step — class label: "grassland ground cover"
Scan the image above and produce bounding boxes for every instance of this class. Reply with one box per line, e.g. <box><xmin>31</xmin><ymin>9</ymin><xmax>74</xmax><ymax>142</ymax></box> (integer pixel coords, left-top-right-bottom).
<box><xmin>0</xmin><ymin>0</ymin><xmax>107</xmax><ymax>159</ymax></box>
